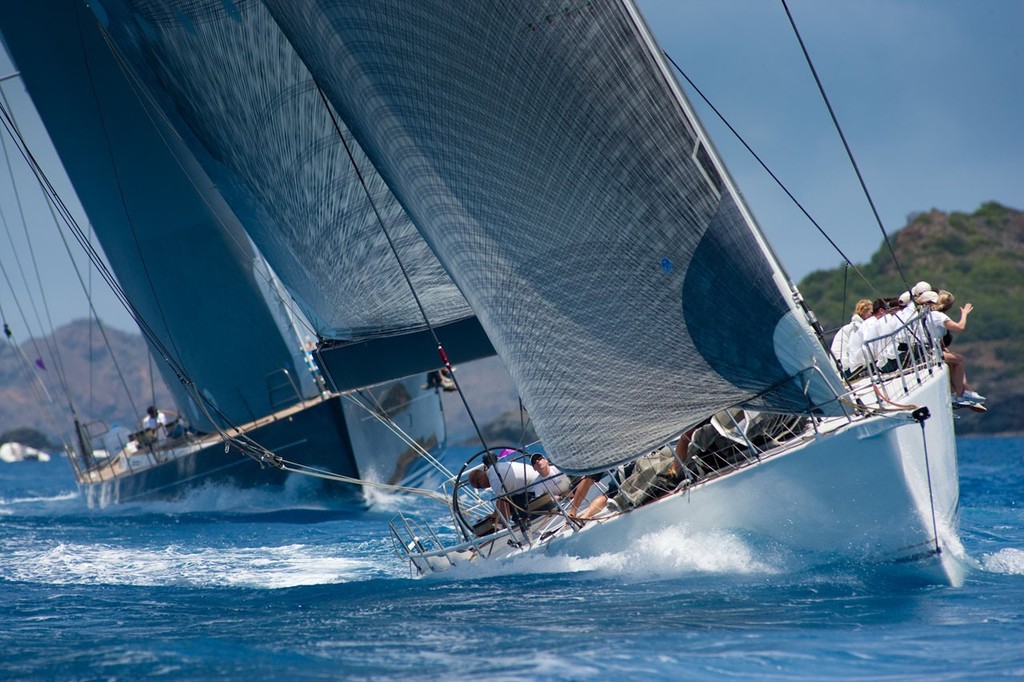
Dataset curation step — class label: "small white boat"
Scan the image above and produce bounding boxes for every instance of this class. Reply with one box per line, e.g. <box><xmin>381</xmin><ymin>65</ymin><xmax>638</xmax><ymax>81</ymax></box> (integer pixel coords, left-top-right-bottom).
<box><xmin>0</xmin><ymin>442</ymin><xmax>52</xmax><ymax>463</ymax></box>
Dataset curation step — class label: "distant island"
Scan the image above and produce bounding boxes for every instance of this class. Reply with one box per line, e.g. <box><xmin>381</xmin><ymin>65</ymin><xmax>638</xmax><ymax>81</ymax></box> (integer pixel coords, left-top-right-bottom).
<box><xmin>0</xmin><ymin>318</ymin><xmax>174</xmax><ymax>450</ymax></box>
<box><xmin>2</xmin><ymin>203</ymin><xmax>1020</xmax><ymax>448</ymax></box>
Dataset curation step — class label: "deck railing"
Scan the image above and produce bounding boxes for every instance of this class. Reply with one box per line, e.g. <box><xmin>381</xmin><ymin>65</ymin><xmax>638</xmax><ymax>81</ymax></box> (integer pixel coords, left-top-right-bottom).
<box><xmin>389</xmin><ymin>313</ymin><xmax>952</xmax><ymax>571</ymax></box>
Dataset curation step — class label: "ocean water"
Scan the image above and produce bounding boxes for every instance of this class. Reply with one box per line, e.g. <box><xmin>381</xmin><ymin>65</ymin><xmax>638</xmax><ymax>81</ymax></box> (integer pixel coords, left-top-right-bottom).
<box><xmin>1</xmin><ymin>437</ymin><xmax>1022</xmax><ymax>680</ymax></box>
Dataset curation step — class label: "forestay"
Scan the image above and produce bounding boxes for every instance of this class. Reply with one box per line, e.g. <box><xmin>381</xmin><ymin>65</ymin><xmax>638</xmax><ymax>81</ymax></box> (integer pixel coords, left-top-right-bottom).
<box><xmin>89</xmin><ymin>0</ymin><xmax>474</xmax><ymax>342</ymax></box>
<box><xmin>264</xmin><ymin>0</ymin><xmax>844</xmax><ymax>472</ymax></box>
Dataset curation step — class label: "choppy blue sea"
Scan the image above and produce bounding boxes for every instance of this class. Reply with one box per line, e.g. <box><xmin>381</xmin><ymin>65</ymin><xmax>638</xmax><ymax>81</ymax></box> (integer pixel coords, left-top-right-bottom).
<box><xmin>1</xmin><ymin>437</ymin><xmax>1022</xmax><ymax>680</ymax></box>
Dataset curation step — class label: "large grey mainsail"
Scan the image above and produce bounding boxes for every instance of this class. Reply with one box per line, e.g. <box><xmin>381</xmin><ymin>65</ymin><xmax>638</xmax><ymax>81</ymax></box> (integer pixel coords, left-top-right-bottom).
<box><xmin>262</xmin><ymin>0</ymin><xmax>844</xmax><ymax>472</ymax></box>
<box><xmin>86</xmin><ymin>0</ymin><xmax>473</xmax><ymax>342</ymax></box>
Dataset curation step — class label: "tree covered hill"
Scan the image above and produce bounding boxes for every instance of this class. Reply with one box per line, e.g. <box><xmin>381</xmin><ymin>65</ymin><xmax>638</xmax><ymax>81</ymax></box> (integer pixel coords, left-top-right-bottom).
<box><xmin>798</xmin><ymin>202</ymin><xmax>1024</xmax><ymax>434</ymax></box>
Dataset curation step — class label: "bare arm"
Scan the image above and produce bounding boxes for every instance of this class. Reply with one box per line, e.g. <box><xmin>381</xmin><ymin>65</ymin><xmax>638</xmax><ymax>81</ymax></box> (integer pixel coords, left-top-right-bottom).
<box><xmin>944</xmin><ymin>303</ymin><xmax>973</xmax><ymax>333</ymax></box>
<box><xmin>492</xmin><ymin>498</ymin><xmax>512</xmax><ymax>528</ymax></box>
<box><xmin>668</xmin><ymin>426</ymin><xmax>698</xmax><ymax>478</ymax></box>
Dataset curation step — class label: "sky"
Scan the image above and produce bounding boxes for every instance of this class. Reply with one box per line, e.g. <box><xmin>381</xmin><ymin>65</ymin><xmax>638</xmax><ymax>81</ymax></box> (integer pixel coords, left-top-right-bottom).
<box><xmin>0</xmin><ymin>0</ymin><xmax>1021</xmax><ymax>339</ymax></box>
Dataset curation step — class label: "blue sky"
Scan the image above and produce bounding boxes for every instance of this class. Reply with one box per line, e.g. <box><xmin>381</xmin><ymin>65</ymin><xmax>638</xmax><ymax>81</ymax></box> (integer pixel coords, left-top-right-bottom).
<box><xmin>639</xmin><ymin>0</ymin><xmax>1023</xmax><ymax>279</ymax></box>
<box><xmin>0</xmin><ymin>0</ymin><xmax>1021</xmax><ymax>337</ymax></box>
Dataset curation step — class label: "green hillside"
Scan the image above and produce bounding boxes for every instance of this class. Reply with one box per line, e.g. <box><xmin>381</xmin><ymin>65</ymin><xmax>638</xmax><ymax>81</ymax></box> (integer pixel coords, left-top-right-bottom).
<box><xmin>798</xmin><ymin>202</ymin><xmax>1024</xmax><ymax>434</ymax></box>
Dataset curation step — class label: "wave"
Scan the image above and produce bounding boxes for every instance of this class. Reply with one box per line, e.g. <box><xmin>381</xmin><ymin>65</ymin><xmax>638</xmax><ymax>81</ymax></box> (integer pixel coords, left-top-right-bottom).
<box><xmin>427</xmin><ymin>523</ymin><xmax>785</xmax><ymax>584</ymax></box>
<box><xmin>978</xmin><ymin>547</ymin><xmax>1024</xmax><ymax>575</ymax></box>
<box><xmin>2</xmin><ymin>540</ymin><xmax>392</xmax><ymax>589</ymax></box>
<box><xmin>0</xmin><ymin>490</ymin><xmax>80</xmax><ymax>512</ymax></box>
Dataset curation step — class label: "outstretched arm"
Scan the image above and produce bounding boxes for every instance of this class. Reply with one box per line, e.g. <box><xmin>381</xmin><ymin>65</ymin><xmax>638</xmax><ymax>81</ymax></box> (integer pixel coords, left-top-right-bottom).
<box><xmin>944</xmin><ymin>303</ymin><xmax>973</xmax><ymax>333</ymax></box>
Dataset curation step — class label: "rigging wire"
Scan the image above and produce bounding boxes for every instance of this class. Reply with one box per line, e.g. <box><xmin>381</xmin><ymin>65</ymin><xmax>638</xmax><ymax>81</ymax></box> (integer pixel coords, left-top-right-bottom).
<box><xmin>0</xmin><ymin>99</ymin><xmax>144</xmax><ymax>348</ymax></box>
<box><xmin>274</xmin><ymin>454</ymin><xmax>449</xmax><ymax>503</ymax></box>
<box><xmin>0</xmin><ymin>325</ymin><xmax>72</xmax><ymax>448</ymax></box>
<box><xmin>0</xmin><ymin>248</ymin><xmax>56</xmax><ymax>395</ymax></box>
<box><xmin>913</xmin><ymin>407</ymin><xmax>942</xmax><ymax>556</ymax></box>
<box><xmin>313</xmin><ymin>80</ymin><xmax>494</xmax><ymax>462</ymax></box>
<box><xmin>0</xmin><ymin>125</ymin><xmax>74</xmax><ymax>404</ymax></box>
<box><xmin>661</xmin><ymin>51</ymin><xmax>881</xmax><ymax>301</ymax></box>
<box><xmin>148</xmin><ymin>349</ymin><xmax>156</xmax><ymax>408</ymax></box>
<box><xmin>343</xmin><ymin>391</ymin><xmax>454</xmax><ymax>478</ymax></box>
<box><xmin>517</xmin><ymin>397</ymin><xmax>535</xmax><ymax>449</ymax></box>
<box><xmin>0</xmin><ymin>246</ymin><xmax>81</xmax><ymax>448</ymax></box>
<box><xmin>838</xmin><ymin>263</ymin><xmax>850</xmax><ymax>341</ymax></box>
<box><xmin>30</xmin><ymin>136</ymin><xmax>145</xmax><ymax>421</ymax></box>
<box><xmin>780</xmin><ymin>0</ymin><xmax>911</xmax><ymax>294</ymax></box>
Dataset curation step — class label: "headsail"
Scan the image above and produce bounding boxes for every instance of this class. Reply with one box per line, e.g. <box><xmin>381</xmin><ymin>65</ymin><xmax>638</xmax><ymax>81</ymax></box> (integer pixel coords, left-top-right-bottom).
<box><xmin>262</xmin><ymin>0</ymin><xmax>844</xmax><ymax>472</ymax></box>
<box><xmin>83</xmin><ymin>0</ymin><xmax>475</xmax><ymax>345</ymax></box>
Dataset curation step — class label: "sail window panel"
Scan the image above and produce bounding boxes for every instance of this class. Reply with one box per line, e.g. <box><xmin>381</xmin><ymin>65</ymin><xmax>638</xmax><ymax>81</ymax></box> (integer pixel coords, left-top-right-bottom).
<box><xmin>267</xmin><ymin>1</ymin><xmax>838</xmax><ymax>471</ymax></box>
<box><xmin>92</xmin><ymin>0</ymin><xmax>474</xmax><ymax>341</ymax></box>
<box><xmin>694</xmin><ymin>141</ymin><xmax>725</xmax><ymax>195</ymax></box>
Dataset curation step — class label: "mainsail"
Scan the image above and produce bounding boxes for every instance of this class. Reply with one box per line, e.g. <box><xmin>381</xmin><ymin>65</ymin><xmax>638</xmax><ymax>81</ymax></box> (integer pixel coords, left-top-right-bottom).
<box><xmin>263</xmin><ymin>0</ymin><xmax>845</xmax><ymax>471</ymax></box>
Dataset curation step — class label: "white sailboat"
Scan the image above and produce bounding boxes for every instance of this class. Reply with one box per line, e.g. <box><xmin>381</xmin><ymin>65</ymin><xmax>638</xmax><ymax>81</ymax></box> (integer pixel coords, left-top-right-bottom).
<box><xmin>0</xmin><ymin>442</ymin><xmax>52</xmax><ymax>463</ymax></box>
<box><xmin>54</xmin><ymin>0</ymin><xmax>966</xmax><ymax>582</ymax></box>
<box><xmin>272</xmin><ymin>0</ymin><xmax>963</xmax><ymax>583</ymax></box>
<box><xmin>392</xmin><ymin>351</ymin><xmax>963</xmax><ymax>585</ymax></box>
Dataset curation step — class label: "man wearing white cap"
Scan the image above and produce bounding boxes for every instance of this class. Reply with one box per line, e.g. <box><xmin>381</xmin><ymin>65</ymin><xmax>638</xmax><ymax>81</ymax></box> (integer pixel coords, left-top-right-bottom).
<box><xmin>912</xmin><ymin>281</ymin><xmax>932</xmax><ymax>297</ymax></box>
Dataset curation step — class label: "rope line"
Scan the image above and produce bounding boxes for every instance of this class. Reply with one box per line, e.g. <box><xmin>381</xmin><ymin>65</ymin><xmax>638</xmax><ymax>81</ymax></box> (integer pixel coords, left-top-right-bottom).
<box><xmin>780</xmin><ymin>0</ymin><xmax>910</xmax><ymax>294</ymax></box>
<box><xmin>313</xmin><ymin>81</ymin><xmax>493</xmax><ymax>462</ymax></box>
<box><xmin>342</xmin><ymin>391</ymin><xmax>454</xmax><ymax>478</ymax></box>
<box><xmin>275</xmin><ymin>460</ymin><xmax>448</xmax><ymax>503</ymax></box>
<box><xmin>915</xmin><ymin>410</ymin><xmax>942</xmax><ymax>555</ymax></box>
<box><xmin>0</xmin><ymin>115</ymin><xmax>74</xmax><ymax>406</ymax></box>
<box><xmin>662</xmin><ymin>51</ymin><xmax>880</xmax><ymax>300</ymax></box>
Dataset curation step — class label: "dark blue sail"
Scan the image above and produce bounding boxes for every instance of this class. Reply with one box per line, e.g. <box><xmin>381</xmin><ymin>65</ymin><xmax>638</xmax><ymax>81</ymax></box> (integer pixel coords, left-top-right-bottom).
<box><xmin>0</xmin><ymin>0</ymin><xmax>303</xmax><ymax>431</ymax></box>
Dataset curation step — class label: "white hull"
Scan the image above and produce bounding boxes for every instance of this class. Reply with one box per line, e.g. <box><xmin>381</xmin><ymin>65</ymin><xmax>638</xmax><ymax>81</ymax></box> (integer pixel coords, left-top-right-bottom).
<box><xmin>399</xmin><ymin>367</ymin><xmax>965</xmax><ymax>585</ymax></box>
